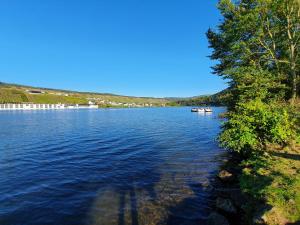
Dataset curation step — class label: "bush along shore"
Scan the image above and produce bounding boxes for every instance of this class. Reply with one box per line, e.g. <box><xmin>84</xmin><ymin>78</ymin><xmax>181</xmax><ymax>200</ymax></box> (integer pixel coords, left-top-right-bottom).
<box><xmin>206</xmin><ymin>0</ymin><xmax>300</xmax><ymax>224</ymax></box>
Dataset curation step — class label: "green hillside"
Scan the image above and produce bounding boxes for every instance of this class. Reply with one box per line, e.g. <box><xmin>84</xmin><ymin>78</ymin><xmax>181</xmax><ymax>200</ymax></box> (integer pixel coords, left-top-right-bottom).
<box><xmin>0</xmin><ymin>82</ymin><xmax>169</xmax><ymax>107</ymax></box>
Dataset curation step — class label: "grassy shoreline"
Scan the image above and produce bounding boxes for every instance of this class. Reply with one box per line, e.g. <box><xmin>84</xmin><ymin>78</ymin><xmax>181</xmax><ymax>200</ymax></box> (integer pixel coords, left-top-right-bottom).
<box><xmin>209</xmin><ymin>144</ymin><xmax>300</xmax><ymax>225</ymax></box>
<box><xmin>208</xmin><ymin>104</ymin><xmax>300</xmax><ymax>225</ymax></box>
<box><xmin>240</xmin><ymin>145</ymin><xmax>300</xmax><ymax>224</ymax></box>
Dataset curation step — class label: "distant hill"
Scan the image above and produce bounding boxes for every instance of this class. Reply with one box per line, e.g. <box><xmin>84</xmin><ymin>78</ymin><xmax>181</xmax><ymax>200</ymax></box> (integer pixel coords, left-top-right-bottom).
<box><xmin>0</xmin><ymin>82</ymin><xmax>230</xmax><ymax>107</ymax></box>
<box><xmin>0</xmin><ymin>82</ymin><xmax>169</xmax><ymax>107</ymax></box>
<box><xmin>174</xmin><ymin>89</ymin><xmax>230</xmax><ymax>106</ymax></box>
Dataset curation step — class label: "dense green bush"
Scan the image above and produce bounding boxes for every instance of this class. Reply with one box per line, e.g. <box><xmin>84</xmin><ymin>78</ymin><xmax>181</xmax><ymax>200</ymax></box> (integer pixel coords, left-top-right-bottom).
<box><xmin>219</xmin><ymin>100</ymin><xmax>295</xmax><ymax>154</ymax></box>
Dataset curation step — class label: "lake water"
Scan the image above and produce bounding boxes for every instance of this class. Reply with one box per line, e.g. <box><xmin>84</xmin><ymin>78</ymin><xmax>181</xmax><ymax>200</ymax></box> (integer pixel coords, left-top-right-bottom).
<box><xmin>0</xmin><ymin>107</ymin><xmax>226</xmax><ymax>225</ymax></box>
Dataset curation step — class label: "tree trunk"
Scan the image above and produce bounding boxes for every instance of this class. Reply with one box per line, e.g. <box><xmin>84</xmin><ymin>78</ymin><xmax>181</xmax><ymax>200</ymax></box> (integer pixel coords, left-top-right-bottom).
<box><xmin>290</xmin><ymin>43</ymin><xmax>297</xmax><ymax>104</ymax></box>
<box><xmin>291</xmin><ymin>69</ymin><xmax>297</xmax><ymax>104</ymax></box>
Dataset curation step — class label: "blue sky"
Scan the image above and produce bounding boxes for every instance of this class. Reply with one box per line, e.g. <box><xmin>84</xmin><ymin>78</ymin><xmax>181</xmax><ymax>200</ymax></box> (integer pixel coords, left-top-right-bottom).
<box><xmin>0</xmin><ymin>0</ymin><xmax>226</xmax><ymax>97</ymax></box>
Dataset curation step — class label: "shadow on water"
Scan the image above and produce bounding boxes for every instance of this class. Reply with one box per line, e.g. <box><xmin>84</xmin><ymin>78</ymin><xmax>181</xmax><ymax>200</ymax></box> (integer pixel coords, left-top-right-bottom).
<box><xmin>88</xmin><ymin>168</ymin><xmax>219</xmax><ymax>225</ymax></box>
<box><xmin>87</xmin><ymin>145</ymin><xmax>226</xmax><ymax>225</ymax></box>
<box><xmin>118</xmin><ymin>188</ymin><xmax>139</xmax><ymax>225</ymax></box>
<box><xmin>87</xmin><ymin>164</ymin><xmax>162</xmax><ymax>225</ymax></box>
<box><xmin>164</xmin><ymin>172</ymin><xmax>217</xmax><ymax>225</ymax></box>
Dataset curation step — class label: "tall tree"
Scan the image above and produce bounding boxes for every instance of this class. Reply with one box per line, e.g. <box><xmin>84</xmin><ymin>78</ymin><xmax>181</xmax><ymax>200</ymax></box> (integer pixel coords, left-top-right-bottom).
<box><xmin>207</xmin><ymin>0</ymin><xmax>298</xmax><ymax>153</ymax></box>
<box><xmin>279</xmin><ymin>0</ymin><xmax>300</xmax><ymax>102</ymax></box>
<box><xmin>207</xmin><ymin>0</ymin><xmax>300</xmax><ymax>104</ymax></box>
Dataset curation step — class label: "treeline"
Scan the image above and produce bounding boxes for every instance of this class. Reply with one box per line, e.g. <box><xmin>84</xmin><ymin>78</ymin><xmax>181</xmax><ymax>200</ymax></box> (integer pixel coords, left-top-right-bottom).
<box><xmin>175</xmin><ymin>89</ymin><xmax>230</xmax><ymax>106</ymax></box>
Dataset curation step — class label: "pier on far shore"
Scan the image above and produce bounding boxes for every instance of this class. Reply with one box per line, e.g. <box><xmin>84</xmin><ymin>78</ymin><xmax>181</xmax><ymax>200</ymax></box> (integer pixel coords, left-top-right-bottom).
<box><xmin>0</xmin><ymin>102</ymin><xmax>98</xmax><ymax>110</ymax></box>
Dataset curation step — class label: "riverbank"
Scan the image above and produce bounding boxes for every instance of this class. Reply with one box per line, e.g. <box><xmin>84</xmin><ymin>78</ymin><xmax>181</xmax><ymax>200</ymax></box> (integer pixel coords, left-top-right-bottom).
<box><xmin>207</xmin><ymin>144</ymin><xmax>300</xmax><ymax>225</ymax></box>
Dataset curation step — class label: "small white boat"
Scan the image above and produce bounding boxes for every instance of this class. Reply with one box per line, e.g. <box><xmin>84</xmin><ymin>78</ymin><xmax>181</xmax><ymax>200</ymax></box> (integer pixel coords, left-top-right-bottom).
<box><xmin>197</xmin><ymin>108</ymin><xmax>205</xmax><ymax>113</ymax></box>
<box><xmin>191</xmin><ymin>108</ymin><xmax>206</xmax><ymax>112</ymax></box>
<box><xmin>191</xmin><ymin>108</ymin><xmax>213</xmax><ymax>113</ymax></box>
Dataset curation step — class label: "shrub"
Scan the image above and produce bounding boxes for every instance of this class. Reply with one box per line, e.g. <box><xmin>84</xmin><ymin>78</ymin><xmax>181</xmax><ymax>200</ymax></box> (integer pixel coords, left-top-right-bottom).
<box><xmin>219</xmin><ymin>100</ymin><xmax>295</xmax><ymax>154</ymax></box>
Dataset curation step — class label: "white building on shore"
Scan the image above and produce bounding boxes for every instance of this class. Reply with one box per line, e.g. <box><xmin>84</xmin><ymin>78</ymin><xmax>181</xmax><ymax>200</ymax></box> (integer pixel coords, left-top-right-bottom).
<box><xmin>0</xmin><ymin>103</ymin><xmax>98</xmax><ymax>110</ymax></box>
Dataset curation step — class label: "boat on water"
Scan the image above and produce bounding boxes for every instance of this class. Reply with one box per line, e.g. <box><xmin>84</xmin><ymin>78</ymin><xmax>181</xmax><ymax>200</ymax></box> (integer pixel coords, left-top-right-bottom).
<box><xmin>191</xmin><ymin>108</ymin><xmax>213</xmax><ymax>113</ymax></box>
<box><xmin>197</xmin><ymin>108</ymin><xmax>205</xmax><ymax>113</ymax></box>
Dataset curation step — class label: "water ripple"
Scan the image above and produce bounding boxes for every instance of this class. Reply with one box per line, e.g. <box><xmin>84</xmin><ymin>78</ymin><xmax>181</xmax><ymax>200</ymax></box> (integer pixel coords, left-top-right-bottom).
<box><xmin>0</xmin><ymin>107</ymin><xmax>226</xmax><ymax>225</ymax></box>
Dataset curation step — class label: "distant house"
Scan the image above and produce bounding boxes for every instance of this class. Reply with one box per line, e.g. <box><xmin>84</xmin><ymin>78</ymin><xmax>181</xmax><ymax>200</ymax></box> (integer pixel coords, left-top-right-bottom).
<box><xmin>26</xmin><ymin>90</ymin><xmax>45</xmax><ymax>94</ymax></box>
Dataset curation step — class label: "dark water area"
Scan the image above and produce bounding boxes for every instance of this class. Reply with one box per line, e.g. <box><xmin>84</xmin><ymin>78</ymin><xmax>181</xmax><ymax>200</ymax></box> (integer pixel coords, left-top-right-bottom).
<box><xmin>0</xmin><ymin>107</ymin><xmax>226</xmax><ymax>225</ymax></box>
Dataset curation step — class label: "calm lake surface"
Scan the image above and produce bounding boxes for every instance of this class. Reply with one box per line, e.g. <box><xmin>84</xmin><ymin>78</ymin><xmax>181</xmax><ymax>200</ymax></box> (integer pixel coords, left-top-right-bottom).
<box><xmin>0</xmin><ymin>107</ymin><xmax>226</xmax><ymax>225</ymax></box>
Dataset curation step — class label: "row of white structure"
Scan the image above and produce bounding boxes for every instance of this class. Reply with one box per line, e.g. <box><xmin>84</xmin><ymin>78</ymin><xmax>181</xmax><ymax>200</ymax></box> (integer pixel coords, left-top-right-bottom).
<box><xmin>0</xmin><ymin>103</ymin><xmax>98</xmax><ymax>110</ymax></box>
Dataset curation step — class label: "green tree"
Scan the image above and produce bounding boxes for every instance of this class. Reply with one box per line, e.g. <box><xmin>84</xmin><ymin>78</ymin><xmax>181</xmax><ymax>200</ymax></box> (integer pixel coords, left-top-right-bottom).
<box><xmin>207</xmin><ymin>0</ymin><xmax>300</xmax><ymax>104</ymax></box>
<box><xmin>207</xmin><ymin>0</ymin><xmax>298</xmax><ymax>153</ymax></box>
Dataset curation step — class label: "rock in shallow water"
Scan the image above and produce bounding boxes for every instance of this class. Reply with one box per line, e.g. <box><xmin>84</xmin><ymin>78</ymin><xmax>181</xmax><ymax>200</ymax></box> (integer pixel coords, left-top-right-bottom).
<box><xmin>207</xmin><ymin>212</ymin><xmax>230</xmax><ymax>225</ymax></box>
<box><xmin>216</xmin><ymin>197</ymin><xmax>237</xmax><ymax>214</ymax></box>
<box><xmin>215</xmin><ymin>188</ymin><xmax>246</xmax><ymax>208</ymax></box>
<box><xmin>218</xmin><ymin>170</ymin><xmax>234</xmax><ymax>182</ymax></box>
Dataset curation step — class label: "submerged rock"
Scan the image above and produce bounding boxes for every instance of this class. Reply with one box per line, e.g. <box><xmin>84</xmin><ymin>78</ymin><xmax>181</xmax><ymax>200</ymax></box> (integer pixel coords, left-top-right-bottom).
<box><xmin>215</xmin><ymin>188</ymin><xmax>247</xmax><ymax>208</ymax></box>
<box><xmin>207</xmin><ymin>212</ymin><xmax>230</xmax><ymax>225</ymax></box>
<box><xmin>216</xmin><ymin>197</ymin><xmax>237</xmax><ymax>214</ymax></box>
<box><xmin>218</xmin><ymin>170</ymin><xmax>234</xmax><ymax>182</ymax></box>
<box><xmin>252</xmin><ymin>209</ymin><xmax>269</xmax><ymax>225</ymax></box>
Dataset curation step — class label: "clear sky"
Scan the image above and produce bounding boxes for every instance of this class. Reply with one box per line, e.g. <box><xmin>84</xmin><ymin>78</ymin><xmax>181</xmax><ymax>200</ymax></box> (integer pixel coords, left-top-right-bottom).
<box><xmin>0</xmin><ymin>0</ymin><xmax>226</xmax><ymax>97</ymax></box>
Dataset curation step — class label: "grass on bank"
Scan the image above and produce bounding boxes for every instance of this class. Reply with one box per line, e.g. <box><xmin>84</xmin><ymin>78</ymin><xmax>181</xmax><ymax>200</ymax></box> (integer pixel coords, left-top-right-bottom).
<box><xmin>240</xmin><ymin>144</ymin><xmax>300</xmax><ymax>225</ymax></box>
